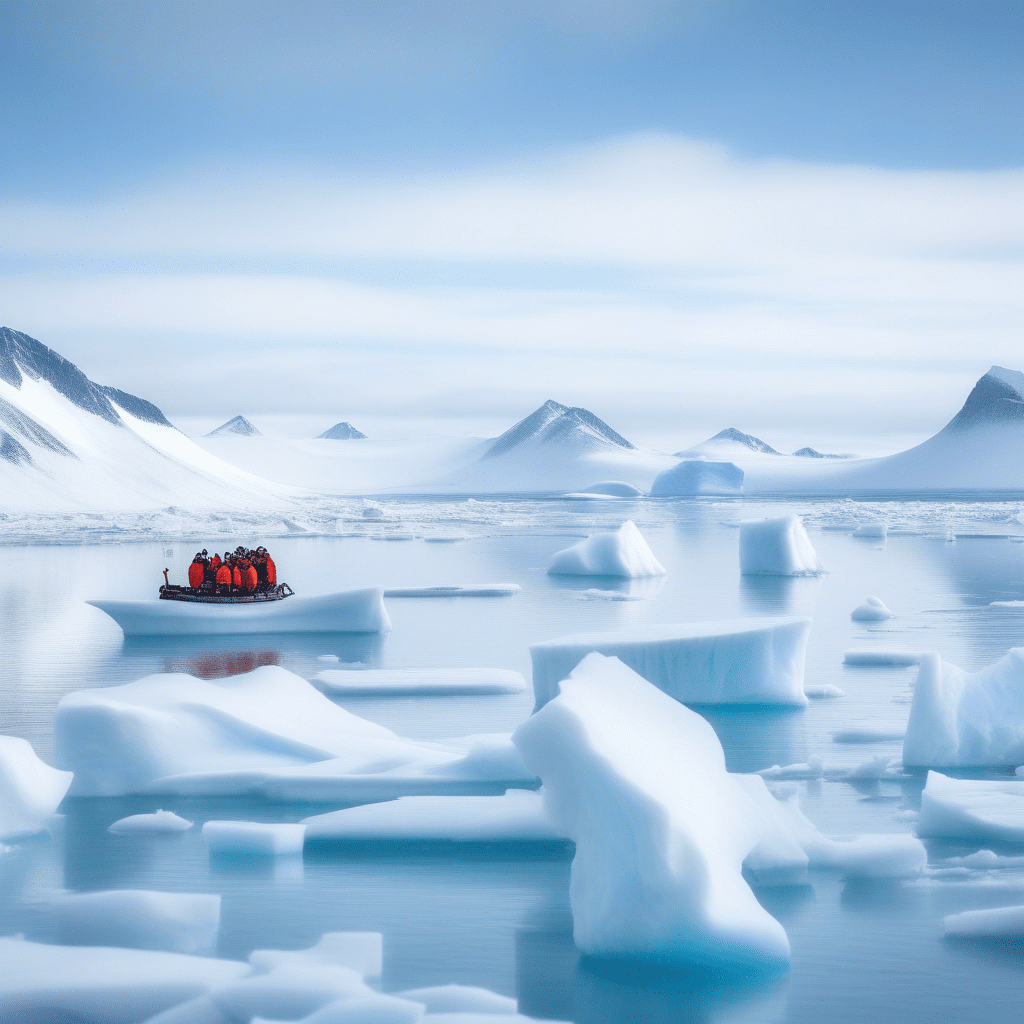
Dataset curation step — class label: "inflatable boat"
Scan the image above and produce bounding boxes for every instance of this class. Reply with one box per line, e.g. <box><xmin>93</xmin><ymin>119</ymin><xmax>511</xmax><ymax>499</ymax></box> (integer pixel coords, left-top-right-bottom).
<box><xmin>88</xmin><ymin>586</ymin><xmax>392</xmax><ymax>637</ymax></box>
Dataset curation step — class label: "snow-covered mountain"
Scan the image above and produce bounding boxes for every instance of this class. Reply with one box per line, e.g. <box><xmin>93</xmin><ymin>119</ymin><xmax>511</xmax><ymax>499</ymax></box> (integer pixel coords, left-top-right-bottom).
<box><xmin>318</xmin><ymin>422</ymin><xmax>366</xmax><ymax>440</ymax></box>
<box><xmin>792</xmin><ymin>447</ymin><xmax>854</xmax><ymax>459</ymax></box>
<box><xmin>677</xmin><ymin>428</ymin><xmax>780</xmax><ymax>458</ymax></box>
<box><xmin>206</xmin><ymin>415</ymin><xmax>262</xmax><ymax>437</ymax></box>
<box><xmin>0</xmin><ymin>328</ymin><xmax>294</xmax><ymax>512</ymax></box>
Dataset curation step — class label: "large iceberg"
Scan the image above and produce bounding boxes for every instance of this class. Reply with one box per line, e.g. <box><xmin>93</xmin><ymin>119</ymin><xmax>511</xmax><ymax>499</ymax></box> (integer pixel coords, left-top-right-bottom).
<box><xmin>903</xmin><ymin>650</ymin><xmax>1024</xmax><ymax>767</ymax></box>
<box><xmin>739</xmin><ymin>516</ymin><xmax>823</xmax><ymax>576</ymax></box>
<box><xmin>917</xmin><ymin>771</ymin><xmax>1024</xmax><ymax>843</ymax></box>
<box><xmin>650</xmin><ymin>460</ymin><xmax>744</xmax><ymax>497</ymax></box>
<box><xmin>512</xmin><ymin>653</ymin><xmax>791</xmax><ymax>969</ymax></box>
<box><xmin>0</xmin><ymin>734</ymin><xmax>74</xmax><ymax>839</ymax></box>
<box><xmin>530</xmin><ymin>616</ymin><xmax>810</xmax><ymax>708</ymax></box>
<box><xmin>547</xmin><ymin>520</ymin><xmax>666</xmax><ymax>578</ymax></box>
<box><xmin>54</xmin><ymin>666</ymin><xmax>536</xmax><ymax>799</ymax></box>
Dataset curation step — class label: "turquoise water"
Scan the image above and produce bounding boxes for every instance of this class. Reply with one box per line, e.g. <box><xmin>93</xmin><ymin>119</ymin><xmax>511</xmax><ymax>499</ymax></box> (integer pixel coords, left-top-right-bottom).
<box><xmin>4</xmin><ymin>499</ymin><xmax>1024</xmax><ymax>1022</ymax></box>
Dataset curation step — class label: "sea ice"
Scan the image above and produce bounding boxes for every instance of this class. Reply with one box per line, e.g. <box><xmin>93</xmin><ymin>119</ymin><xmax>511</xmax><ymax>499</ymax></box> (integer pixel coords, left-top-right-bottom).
<box><xmin>512</xmin><ymin>653</ymin><xmax>791</xmax><ymax>969</ymax></box>
<box><xmin>0</xmin><ymin>734</ymin><xmax>73</xmax><ymax>839</ymax></box>
<box><xmin>108</xmin><ymin>809</ymin><xmax>193</xmax><ymax>834</ymax></box>
<box><xmin>203</xmin><ymin>821</ymin><xmax>306</xmax><ymax>856</ymax></box>
<box><xmin>0</xmin><ymin>936</ymin><xmax>249</xmax><ymax>1023</ymax></box>
<box><xmin>917</xmin><ymin>771</ymin><xmax>1024</xmax><ymax>843</ymax></box>
<box><xmin>903</xmin><ymin>650</ymin><xmax>1024</xmax><ymax>766</ymax></box>
<box><xmin>261</xmin><ymin>994</ymin><xmax>426</xmax><ymax>1022</ymax></box>
<box><xmin>851</xmin><ymin>596</ymin><xmax>894</xmax><ymax>621</ymax></box>
<box><xmin>530</xmin><ymin>616</ymin><xmax>810</xmax><ymax>708</ymax></box>
<box><xmin>37</xmin><ymin>889</ymin><xmax>220</xmax><ymax>954</ymax></box>
<box><xmin>318</xmin><ymin>654</ymin><xmax>340</xmax><ymax>663</ymax></box>
<box><xmin>804</xmin><ymin>684</ymin><xmax>845</xmax><ymax>698</ymax></box>
<box><xmin>547</xmin><ymin>520</ymin><xmax>666</xmax><ymax>578</ymax></box>
<box><xmin>755</xmin><ymin>759</ymin><xmax>823</xmax><ymax>780</ymax></box>
<box><xmin>843</xmin><ymin>650</ymin><xmax>922</xmax><ymax>666</ymax></box>
<box><xmin>853</xmin><ymin>523</ymin><xmax>888</xmax><ymax>539</ymax></box>
<box><xmin>739</xmin><ymin>516</ymin><xmax>823</xmax><ymax>576</ymax></box>
<box><xmin>649</xmin><ymin>459</ymin><xmax>744</xmax><ymax>497</ymax></box>
<box><xmin>313</xmin><ymin>667</ymin><xmax>527</xmax><ymax>697</ymax></box>
<box><xmin>394</xmin><ymin>986</ymin><xmax>517</xmax><ymax>1014</ymax></box>
<box><xmin>943</xmin><ymin>905</ymin><xmax>1024</xmax><ymax>938</ymax></box>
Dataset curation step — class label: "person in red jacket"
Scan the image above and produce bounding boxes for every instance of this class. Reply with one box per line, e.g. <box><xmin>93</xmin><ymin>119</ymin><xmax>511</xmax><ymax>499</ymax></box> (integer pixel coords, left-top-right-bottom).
<box><xmin>265</xmin><ymin>550</ymin><xmax>277</xmax><ymax>588</ymax></box>
<box><xmin>215</xmin><ymin>556</ymin><xmax>232</xmax><ymax>594</ymax></box>
<box><xmin>237</xmin><ymin>555</ymin><xmax>257</xmax><ymax>593</ymax></box>
<box><xmin>187</xmin><ymin>554</ymin><xmax>205</xmax><ymax>590</ymax></box>
<box><xmin>231</xmin><ymin>557</ymin><xmax>242</xmax><ymax>589</ymax></box>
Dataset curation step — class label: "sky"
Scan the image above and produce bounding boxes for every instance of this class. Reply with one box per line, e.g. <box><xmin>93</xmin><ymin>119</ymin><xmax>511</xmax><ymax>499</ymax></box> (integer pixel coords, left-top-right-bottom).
<box><xmin>1</xmin><ymin>0</ymin><xmax>1021</xmax><ymax>447</ymax></box>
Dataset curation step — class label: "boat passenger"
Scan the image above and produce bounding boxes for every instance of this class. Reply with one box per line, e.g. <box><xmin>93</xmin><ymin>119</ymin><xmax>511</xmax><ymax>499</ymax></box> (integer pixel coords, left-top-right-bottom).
<box><xmin>188</xmin><ymin>554</ymin><xmax>205</xmax><ymax>590</ymax></box>
<box><xmin>265</xmin><ymin>550</ymin><xmax>277</xmax><ymax>588</ymax></box>
<box><xmin>231</xmin><ymin>557</ymin><xmax>242</xmax><ymax>589</ymax></box>
<box><xmin>216</xmin><ymin>555</ymin><xmax>233</xmax><ymax>594</ymax></box>
<box><xmin>254</xmin><ymin>547</ymin><xmax>269</xmax><ymax>590</ymax></box>
<box><xmin>237</xmin><ymin>555</ymin><xmax>257</xmax><ymax>593</ymax></box>
<box><xmin>210</xmin><ymin>552</ymin><xmax>222</xmax><ymax>571</ymax></box>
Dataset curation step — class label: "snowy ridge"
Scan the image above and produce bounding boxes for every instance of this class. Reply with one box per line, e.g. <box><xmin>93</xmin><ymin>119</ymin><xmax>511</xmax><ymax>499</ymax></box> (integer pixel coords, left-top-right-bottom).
<box><xmin>318</xmin><ymin>421</ymin><xmax>366</xmax><ymax>440</ymax></box>
<box><xmin>205</xmin><ymin>415</ymin><xmax>262</xmax><ymax>437</ymax></box>
<box><xmin>677</xmin><ymin>427</ymin><xmax>780</xmax><ymax>458</ymax></box>
<box><xmin>485</xmin><ymin>399</ymin><xmax>635</xmax><ymax>458</ymax></box>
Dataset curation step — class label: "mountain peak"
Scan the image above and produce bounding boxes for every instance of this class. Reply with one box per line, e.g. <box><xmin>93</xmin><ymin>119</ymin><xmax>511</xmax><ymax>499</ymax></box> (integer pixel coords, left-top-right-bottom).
<box><xmin>676</xmin><ymin>427</ymin><xmax>779</xmax><ymax>457</ymax></box>
<box><xmin>318</xmin><ymin>422</ymin><xmax>367</xmax><ymax>440</ymax></box>
<box><xmin>485</xmin><ymin>400</ymin><xmax>634</xmax><ymax>459</ymax></box>
<box><xmin>947</xmin><ymin>366</ymin><xmax>1024</xmax><ymax>430</ymax></box>
<box><xmin>206</xmin><ymin>415</ymin><xmax>262</xmax><ymax>437</ymax></box>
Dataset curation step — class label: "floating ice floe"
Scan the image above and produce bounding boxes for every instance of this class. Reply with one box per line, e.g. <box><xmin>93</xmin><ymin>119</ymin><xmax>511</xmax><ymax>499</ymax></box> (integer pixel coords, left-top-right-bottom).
<box><xmin>313</xmin><ymin>667</ymin><xmax>527</xmax><ymax>697</ymax></box>
<box><xmin>530</xmin><ymin>616</ymin><xmax>810</xmax><ymax>708</ymax></box>
<box><xmin>576</xmin><ymin>588</ymin><xmax>645</xmax><ymax>601</ymax></box>
<box><xmin>577</xmin><ymin>480</ymin><xmax>645</xmax><ymax>497</ymax></box>
<box><xmin>35</xmin><ymin>889</ymin><xmax>220</xmax><ymax>954</ymax></box>
<box><xmin>851</xmin><ymin>596</ymin><xmax>894</xmax><ymax>622</ymax></box>
<box><xmin>804</xmin><ymin>684</ymin><xmax>845</xmax><ymax>698</ymax></box>
<box><xmin>394</xmin><ymin>985</ymin><xmax>518</xmax><ymax>1014</ymax></box>
<box><xmin>0</xmin><ymin>734</ymin><xmax>73</xmax><ymax>840</ymax></box>
<box><xmin>739</xmin><ymin>516</ymin><xmax>823</xmax><ymax>576</ymax></box>
<box><xmin>383</xmin><ymin>584</ymin><xmax>521</xmax><ymax>597</ymax></box>
<box><xmin>904</xmin><ymin>650</ymin><xmax>1024</xmax><ymax>767</ymax></box>
<box><xmin>853</xmin><ymin>523</ymin><xmax>888</xmax><ymax>539</ymax></box>
<box><xmin>203</xmin><ymin>821</ymin><xmax>306</xmax><ymax>856</ymax></box>
<box><xmin>318</xmin><ymin>654</ymin><xmax>340</xmax><ymax>663</ymax></box>
<box><xmin>108</xmin><ymin>809</ymin><xmax>193</xmax><ymax>834</ymax></box>
<box><xmin>843</xmin><ymin>650</ymin><xmax>922</xmax><ymax>666</ymax></box>
<box><xmin>833</xmin><ymin>724</ymin><xmax>906</xmax><ymax>744</ymax></box>
<box><xmin>249</xmin><ymin>932</ymin><xmax>382</xmax><ymax>982</ymax></box>
<box><xmin>55</xmin><ymin>666</ymin><xmax>536</xmax><ymax>800</ymax></box>
<box><xmin>513</xmin><ymin>652</ymin><xmax>792</xmax><ymax>969</ymax></box>
<box><xmin>990</xmin><ymin>599</ymin><xmax>1024</xmax><ymax>608</ymax></box>
<box><xmin>547</xmin><ymin>521</ymin><xmax>666</xmax><ymax>578</ymax></box>
<box><xmin>943</xmin><ymin>905</ymin><xmax>1024</xmax><ymax>938</ymax></box>
<box><xmin>917</xmin><ymin>771</ymin><xmax>1024</xmax><ymax>843</ymax></box>
<box><xmin>756</xmin><ymin>759</ymin><xmax>823</xmax><ymax>780</ymax></box>
<box><xmin>649</xmin><ymin>459</ymin><xmax>744</xmax><ymax>497</ymax></box>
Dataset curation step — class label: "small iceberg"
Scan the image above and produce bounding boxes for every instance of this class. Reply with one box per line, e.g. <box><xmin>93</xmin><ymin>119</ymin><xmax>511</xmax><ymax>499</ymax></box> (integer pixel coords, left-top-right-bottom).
<box><xmin>548</xmin><ymin>521</ymin><xmax>666</xmax><ymax>578</ymax></box>
<box><xmin>851</xmin><ymin>596</ymin><xmax>894</xmax><ymax>621</ymax></box>
<box><xmin>918</xmin><ymin>771</ymin><xmax>1024</xmax><ymax>843</ymax></box>
<box><xmin>650</xmin><ymin>459</ymin><xmax>743</xmax><ymax>497</ymax></box>
<box><xmin>1</xmin><ymin>735</ymin><xmax>73</xmax><ymax>840</ymax></box>
<box><xmin>313</xmin><ymin>667</ymin><xmax>527</xmax><ymax>697</ymax></box>
<box><xmin>739</xmin><ymin>516</ymin><xmax>823</xmax><ymax>576</ymax></box>
<box><xmin>108</xmin><ymin>810</ymin><xmax>193</xmax><ymax>834</ymax></box>
<box><xmin>203</xmin><ymin>821</ymin><xmax>306</xmax><ymax>857</ymax></box>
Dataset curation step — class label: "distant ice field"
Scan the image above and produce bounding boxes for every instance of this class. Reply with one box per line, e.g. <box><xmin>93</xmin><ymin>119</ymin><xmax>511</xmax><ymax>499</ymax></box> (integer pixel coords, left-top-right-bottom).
<box><xmin>6</xmin><ymin>501</ymin><xmax>1024</xmax><ymax>1023</ymax></box>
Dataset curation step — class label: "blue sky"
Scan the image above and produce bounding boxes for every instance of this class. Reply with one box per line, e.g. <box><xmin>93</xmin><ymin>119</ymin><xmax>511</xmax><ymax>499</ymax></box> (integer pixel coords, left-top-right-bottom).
<box><xmin>1</xmin><ymin>1</ymin><xmax>1022</xmax><ymax>443</ymax></box>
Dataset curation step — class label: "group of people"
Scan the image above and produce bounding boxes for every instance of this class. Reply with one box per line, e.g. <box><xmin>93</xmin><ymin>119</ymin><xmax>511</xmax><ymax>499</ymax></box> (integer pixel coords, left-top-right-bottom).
<box><xmin>187</xmin><ymin>546</ymin><xmax>277</xmax><ymax>595</ymax></box>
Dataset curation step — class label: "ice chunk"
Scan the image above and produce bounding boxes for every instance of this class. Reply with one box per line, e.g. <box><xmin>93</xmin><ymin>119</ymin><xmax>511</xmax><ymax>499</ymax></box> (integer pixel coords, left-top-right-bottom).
<box><xmin>833</xmin><ymin>724</ymin><xmax>905</xmax><ymax>743</ymax></box>
<box><xmin>530</xmin><ymin>616</ymin><xmax>810</xmax><ymax>708</ymax></box>
<box><xmin>512</xmin><ymin>653</ymin><xmax>791</xmax><ymax>969</ymax></box>
<box><xmin>739</xmin><ymin>516</ymin><xmax>823</xmax><ymax>576</ymax></box>
<box><xmin>846</xmin><ymin>756</ymin><xmax>895</xmax><ymax>779</ymax></box>
<box><xmin>303</xmin><ymin>790</ymin><xmax>563</xmax><ymax>844</ymax></box>
<box><xmin>943</xmin><ymin>905</ymin><xmax>1024</xmax><ymax>938</ymax></box>
<box><xmin>917</xmin><ymin>771</ymin><xmax>1024</xmax><ymax>842</ymax></box>
<box><xmin>844</xmin><ymin>650</ymin><xmax>922</xmax><ymax>666</ymax></box>
<box><xmin>37</xmin><ymin>889</ymin><xmax>220</xmax><ymax>954</ymax></box>
<box><xmin>853</xmin><ymin>523</ymin><xmax>888</xmax><ymax>539</ymax></box>
<box><xmin>547</xmin><ymin>521</ymin><xmax>666</xmax><ymax>578</ymax></box>
<box><xmin>851</xmin><ymin>596</ymin><xmax>894</xmax><ymax>622</ymax></box>
<box><xmin>579</xmin><ymin>480</ymin><xmax>644</xmax><ymax>497</ymax></box>
<box><xmin>904</xmin><ymin>650</ymin><xmax>1024</xmax><ymax>767</ymax></box>
<box><xmin>0</xmin><ymin>936</ymin><xmax>248</xmax><ymax>1023</ymax></box>
<box><xmin>804</xmin><ymin>684</ymin><xmax>844</xmax><ymax>698</ymax></box>
<box><xmin>203</xmin><ymin>821</ymin><xmax>306</xmax><ymax>856</ymax></box>
<box><xmin>108</xmin><ymin>809</ymin><xmax>193</xmax><ymax>834</ymax></box>
<box><xmin>0</xmin><ymin>734</ymin><xmax>74</xmax><ymax>839</ymax></box>
<box><xmin>577</xmin><ymin>588</ymin><xmax>644</xmax><ymax>601</ymax></box>
<box><xmin>249</xmin><ymin>933</ymin><xmax>382</xmax><ymax>982</ymax></box>
<box><xmin>319</xmin><ymin>654</ymin><xmax>340</xmax><ymax>663</ymax></box>
<box><xmin>942</xmin><ymin>850</ymin><xmax>1024</xmax><ymax>869</ymax></box>
<box><xmin>209</xmin><ymin>963</ymin><xmax>372</xmax><ymax>1022</ymax></box>
<box><xmin>395</xmin><ymin>986</ymin><xmax>517</xmax><ymax>1014</ymax></box>
<box><xmin>650</xmin><ymin>459</ymin><xmax>744</xmax><ymax>497</ymax></box>
<box><xmin>809</xmin><ymin>833</ymin><xmax>927</xmax><ymax>877</ymax></box>
<box><xmin>383</xmin><ymin>584</ymin><xmax>521</xmax><ymax>597</ymax></box>
<box><xmin>269</xmin><ymin>994</ymin><xmax>426</xmax><ymax>1022</ymax></box>
<box><xmin>755</xmin><ymin>759</ymin><xmax>823</xmax><ymax>780</ymax></box>
<box><xmin>313</xmin><ymin>667</ymin><xmax>527</xmax><ymax>697</ymax></box>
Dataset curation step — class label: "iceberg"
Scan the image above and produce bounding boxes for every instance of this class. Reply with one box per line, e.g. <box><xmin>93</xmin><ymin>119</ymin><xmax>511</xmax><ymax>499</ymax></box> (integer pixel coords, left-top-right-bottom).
<box><xmin>512</xmin><ymin>653</ymin><xmax>791</xmax><ymax>969</ymax></box>
<box><xmin>853</xmin><ymin>523</ymin><xmax>888</xmax><ymax>540</ymax></box>
<box><xmin>650</xmin><ymin>459</ymin><xmax>744</xmax><ymax>497</ymax></box>
<box><xmin>249</xmin><ymin>932</ymin><xmax>382</xmax><ymax>982</ymax></box>
<box><xmin>943</xmin><ymin>905</ymin><xmax>1024</xmax><ymax>938</ymax></box>
<box><xmin>203</xmin><ymin>821</ymin><xmax>306</xmax><ymax>856</ymax></box>
<box><xmin>530</xmin><ymin>616</ymin><xmax>810</xmax><ymax>708</ymax></box>
<box><xmin>903</xmin><ymin>650</ymin><xmax>1024</xmax><ymax>767</ymax></box>
<box><xmin>577</xmin><ymin>480</ymin><xmax>644</xmax><ymax>497</ymax></box>
<box><xmin>851</xmin><ymin>596</ymin><xmax>894</xmax><ymax>621</ymax></box>
<box><xmin>55</xmin><ymin>666</ymin><xmax>536</xmax><ymax>799</ymax></box>
<box><xmin>108</xmin><ymin>809</ymin><xmax>193</xmax><ymax>834</ymax></box>
<box><xmin>547</xmin><ymin>521</ymin><xmax>666</xmax><ymax>578</ymax></box>
<box><xmin>917</xmin><ymin>771</ymin><xmax>1024</xmax><ymax>843</ymax></box>
<box><xmin>740</xmin><ymin>516</ymin><xmax>823</xmax><ymax>576</ymax></box>
<box><xmin>0</xmin><ymin>734</ymin><xmax>73</xmax><ymax>839</ymax></box>
<box><xmin>804</xmin><ymin>684</ymin><xmax>844</xmax><ymax>698</ymax></box>
<box><xmin>313</xmin><ymin>667</ymin><xmax>527</xmax><ymax>697</ymax></box>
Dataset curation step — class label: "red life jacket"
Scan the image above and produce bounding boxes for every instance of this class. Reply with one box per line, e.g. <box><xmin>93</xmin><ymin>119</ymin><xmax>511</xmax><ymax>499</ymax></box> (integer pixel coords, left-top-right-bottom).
<box><xmin>244</xmin><ymin>564</ymin><xmax>257</xmax><ymax>592</ymax></box>
<box><xmin>216</xmin><ymin>564</ymin><xmax>232</xmax><ymax>587</ymax></box>
<box><xmin>266</xmin><ymin>556</ymin><xmax>277</xmax><ymax>586</ymax></box>
<box><xmin>211</xmin><ymin>554</ymin><xmax>222</xmax><ymax>570</ymax></box>
<box><xmin>188</xmin><ymin>561</ymin><xmax>205</xmax><ymax>589</ymax></box>
<box><xmin>236</xmin><ymin>559</ymin><xmax>254</xmax><ymax>592</ymax></box>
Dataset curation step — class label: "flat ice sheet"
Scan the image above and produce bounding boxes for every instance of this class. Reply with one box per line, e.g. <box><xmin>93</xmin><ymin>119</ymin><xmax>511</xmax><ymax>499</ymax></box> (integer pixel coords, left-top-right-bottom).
<box><xmin>918</xmin><ymin>771</ymin><xmax>1024</xmax><ymax>843</ymax></box>
<box><xmin>530</xmin><ymin>616</ymin><xmax>810</xmax><ymax>708</ymax></box>
<box><xmin>313</xmin><ymin>667</ymin><xmax>527</xmax><ymax>696</ymax></box>
<box><xmin>382</xmin><ymin>584</ymin><xmax>521</xmax><ymax>597</ymax></box>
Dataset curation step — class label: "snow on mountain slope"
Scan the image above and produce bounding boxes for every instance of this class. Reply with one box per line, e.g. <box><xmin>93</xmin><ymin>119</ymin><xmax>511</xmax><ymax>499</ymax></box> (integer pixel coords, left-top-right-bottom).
<box><xmin>206</xmin><ymin>415</ymin><xmax>262</xmax><ymax>437</ymax></box>
<box><xmin>318</xmin><ymin>422</ymin><xmax>367</xmax><ymax>440</ymax></box>
<box><xmin>0</xmin><ymin>328</ymin><xmax>294</xmax><ymax>512</ymax></box>
<box><xmin>677</xmin><ymin>428</ymin><xmax>781</xmax><ymax>459</ymax></box>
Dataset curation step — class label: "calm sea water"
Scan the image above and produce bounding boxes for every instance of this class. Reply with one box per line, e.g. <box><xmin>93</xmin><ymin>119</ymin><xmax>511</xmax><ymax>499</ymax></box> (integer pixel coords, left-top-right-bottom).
<box><xmin>4</xmin><ymin>497</ymin><xmax>1024</xmax><ymax>1023</ymax></box>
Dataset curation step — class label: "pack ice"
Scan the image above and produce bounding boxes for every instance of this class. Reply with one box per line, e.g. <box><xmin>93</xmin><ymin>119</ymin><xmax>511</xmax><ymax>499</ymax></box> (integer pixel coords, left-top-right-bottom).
<box><xmin>739</xmin><ymin>516</ymin><xmax>823</xmax><ymax>576</ymax></box>
<box><xmin>512</xmin><ymin>653</ymin><xmax>792</xmax><ymax>969</ymax></box>
<box><xmin>0</xmin><ymin>734</ymin><xmax>73</xmax><ymax>839</ymax></box>
<box><xmin>649</xmin><ymin>459</ymin><xmax>744</xmax><ymax>496</ymax></box>
<box><xmin>918</xmin><ymin>771</ymin><xmax>1024</xmax><ymax>843</ymax></box>
<box><xmin>547</xmin><ymin>521</ymin><xmax>666</xmax><ymax>577</ymax></box>
<box><xmin>903</xmin><ymin>650</ymin><xmax>1024</xmax><ymax>766</ymax></box>
<box><xmin>54</xmin><ymin>666</ymin><xmax>536</xmax><ymax>799</ymax></box>
<box><xmin>530</xmin><ymin>617</ymin><xmax>810</xmax><ymax>708</ymax></box>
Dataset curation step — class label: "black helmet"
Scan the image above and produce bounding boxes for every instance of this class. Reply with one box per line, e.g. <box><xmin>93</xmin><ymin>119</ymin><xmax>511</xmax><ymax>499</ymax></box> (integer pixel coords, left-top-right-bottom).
<box><xmin>202</xmin><ymin>549</ymin><xmax>208</xmax><ymax>556</ymax></box>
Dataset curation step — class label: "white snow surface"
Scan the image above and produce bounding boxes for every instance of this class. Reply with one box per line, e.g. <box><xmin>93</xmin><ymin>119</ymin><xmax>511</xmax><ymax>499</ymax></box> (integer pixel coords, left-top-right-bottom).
<box><xmin>576</xmin><ymin>480</ymin><xmax>644</xmax><ymax>497</ymax></box>
<box><xmin>54</xmin><ymin>665</ymin><xmax>536</xmax><ymax>799</ymax></box>
<box><xmin>918</xmin><ymin>771</ymin><xmax>1024</xmax><ymax>843</ymax></box>
<box><xmin>650</xmin><ymin>459</ymin><xmax>744</xmax><ymax>497</ymax></box>
<box><xmin>108</xmin><ymin>809</ymin><xmax>194</xmax><ymax>834</ymax></box>
<box><xmin>739</xmin><ymin>516</ymin><xmax>823</xmax><ymax>576</ymax></box>
<box><xmin>203</xmin><ymin>821</ymin><xmax>306</xmax><ymax>856</ymax></box>
<box><xmin>851</xmin><ymin>596</ymin><xmax>894</xmax><ymax>621</ymax></box>
<box><xmin>903</xmin><ymin>650</ymin><xmax>1024</xmax><ymax>767</ymax></box>
<box><xmin>0</xmin><ymin>734</ymin><xmax>73</xmax><ymax>839</ymax></box>
<box><xmin>943</xmin><ymin>905</ymin><xmax>1024</xmax><ymax>938</ymax></box>
<box><xmin>530</xmin><ymin>616</ymin><xmax>810</xmax><ymax>709</ymax></box>
<box><xmin>313</xmin><ymin>667</ymin><xmax>527</xmax><ymax>697</ymax></box>
<box><xmin>547</xmin><ymin>521</ymin><xmax>666</xmax><ymax>578</ymax></box>
<box><xmin>512</xmin><ymin>653</ymin><xmax>792</xmax><ymax>969</ymax></box>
